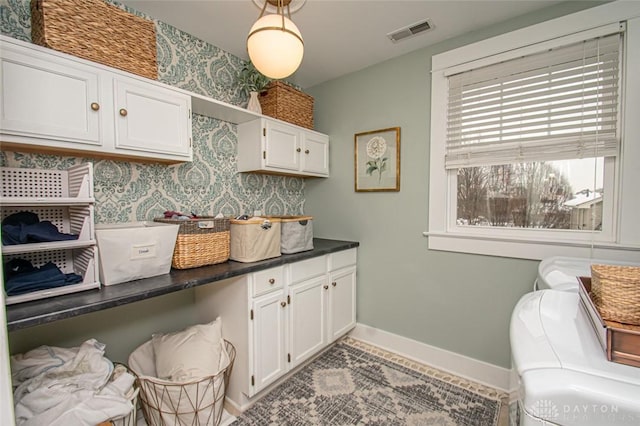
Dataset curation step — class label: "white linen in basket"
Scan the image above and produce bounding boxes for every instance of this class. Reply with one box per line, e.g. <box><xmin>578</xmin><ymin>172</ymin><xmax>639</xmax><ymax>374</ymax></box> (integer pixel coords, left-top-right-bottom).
<box><xmin>128</xmin><ymin>318</ymin><xmax>230</xmax><ymax>426</ymax></box>
<box><xmin>152</xmin><ymin>317</ymin><xmax>224</xmax><ymax>381</ymax></box>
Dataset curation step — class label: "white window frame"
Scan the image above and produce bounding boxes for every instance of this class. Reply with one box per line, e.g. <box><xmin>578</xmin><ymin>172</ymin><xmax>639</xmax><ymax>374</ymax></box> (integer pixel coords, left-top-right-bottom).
<box><xmin>427</xmin><ymin>2</ymin><xmax>640</xmax><ymax>261</ymax></box>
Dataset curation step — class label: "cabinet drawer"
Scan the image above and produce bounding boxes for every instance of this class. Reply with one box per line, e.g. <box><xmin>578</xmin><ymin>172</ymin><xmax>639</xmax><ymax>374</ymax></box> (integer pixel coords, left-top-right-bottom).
<box><xmin>290</xmin><ymin>256</ymin><xmax>326</xmax><ymax>283</ymax></box>
<box><xmin>252</xmin><ymin>266</ymin><xmax>285</xmax><ymax>297</ymax></box>
<box><xmin>328</xmin><ymin>249</ymin><xmax>357</xmax><ymax>271</ymax></box>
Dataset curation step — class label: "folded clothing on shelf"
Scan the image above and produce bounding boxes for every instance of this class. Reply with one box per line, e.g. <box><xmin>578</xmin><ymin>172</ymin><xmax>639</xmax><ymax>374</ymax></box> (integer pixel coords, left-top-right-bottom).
<box><xmin>1</xmin><ymin>211</ymin><xmax>78</xmax><ymax>245</ymax></box>
<box><xmin>3</xmin><ymin>258</ymin><xmax>83</xmax><ymax>296</ymax></box>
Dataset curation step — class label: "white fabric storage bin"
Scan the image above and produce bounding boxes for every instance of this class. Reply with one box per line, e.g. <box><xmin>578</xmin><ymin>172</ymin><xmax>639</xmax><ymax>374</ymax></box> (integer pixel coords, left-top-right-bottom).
<box><xmin>229</xmin><ymin>217</ymin><xmax>281</xmax><ymax>263</ymax></box>
<box><xmin>273</xmin><ymin>215</ymin><xmax>313</xmax><ymax>254</ymax></box>
<box><xmin>95</xmin><ymin>222</ymin><xmax>179</xmax><ymax>285</ymax></box>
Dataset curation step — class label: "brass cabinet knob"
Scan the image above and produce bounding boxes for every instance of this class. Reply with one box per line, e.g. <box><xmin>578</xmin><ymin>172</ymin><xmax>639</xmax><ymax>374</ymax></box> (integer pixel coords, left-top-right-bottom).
<box><xmin>304</xmin><ymin>149</ymin><xmax>310</xmax><ymax>154</ymax></box>
<box><xmin>296</xmin><ymin>147</ymin><xmax>301</xmax><ymax>152</ymax></box>
<box><xmin>332</xmin><ymin>282</ymin><xmax>337</xmax><ymax>287</ymax></box>
<box><xmin>280</xmin><ymin>301</ymin><xmax>286</xmax><ymax>308</ymax></box>
<box><xmin>90</xmin><ymin>102</ymin><xmax>100</xmax><ymax>111</ymax></box>
<box><xmin>323</xmin><ymin>285</ymin><xmax>329</xmax><ymax>290</ymax></box>
<box><xmin>119</xmin><ymin>108</ymin><xmax>128</xmax><ymax>117</ymax></box>
<box><xmin>269</xmin><ymin>278</ymin><xmax>275</xmax><ymax>285</ymax></box>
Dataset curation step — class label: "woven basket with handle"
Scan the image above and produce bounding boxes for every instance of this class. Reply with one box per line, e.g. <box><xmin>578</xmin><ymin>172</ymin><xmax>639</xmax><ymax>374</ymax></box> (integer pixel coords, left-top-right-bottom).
<box><xmin>154</xmin><ymin>217</ymin><xmax>230</xmax><ymax>269</ymax></box>
<box><xmin>259</xmin><ymin>81</ymin><xmax>314</xmax><ymax>129</ymax></box>
<box><xmin>31</xmin><ymin>0</ymin><xmax>157</xmax><ymax>80</ymax></box>
<box><xmin>591</xmin><ymin>264</ymin><xmax>640</xmax><ymax>325</ymax></box>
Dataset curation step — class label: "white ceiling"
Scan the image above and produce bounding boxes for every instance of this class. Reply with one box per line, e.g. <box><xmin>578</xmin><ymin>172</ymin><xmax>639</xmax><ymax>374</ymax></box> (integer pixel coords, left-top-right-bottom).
<box><xmin>120</xmin><ymin>0</ymin><xmax>566</xmax><ymax>89</ymax></box>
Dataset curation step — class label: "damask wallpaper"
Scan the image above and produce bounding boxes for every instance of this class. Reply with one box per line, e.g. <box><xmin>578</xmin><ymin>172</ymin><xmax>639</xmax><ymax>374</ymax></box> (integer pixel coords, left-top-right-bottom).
<box><xmin>0</xmin><ymin>0</ymin><xmax>306</xmax><ymax>222</ymax></box>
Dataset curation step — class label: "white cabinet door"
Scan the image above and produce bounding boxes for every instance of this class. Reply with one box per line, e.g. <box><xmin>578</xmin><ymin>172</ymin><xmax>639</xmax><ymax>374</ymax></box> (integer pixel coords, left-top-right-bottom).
<box><xmin>328</xmin><ymin>266</ymin><xmax>357</xmax><ymax>342</ymax></box>
<box><xmin>237</xmin><ymin>117</ymin><xmax>329</xmax><ymax>177</ymax></box>
<box><xmin>301</xmin><ymin>131</ymin><xmax>329</xmax><ymax>175</ymax></box>
<box><xmin>251</xmin><ymin>290</ymin><xmax>287</xmax><ymax>394</ymax></box>
<box><xmin>264</xmin><ymin>120</ymin><xmax>300</xmax><ymax>171</ymax></box>
<box><xmin>289</xmin><ymin>275</ymin><xmax>326</xmax><ymax>367</ymax></box>
<box><xmin>0</xmin><ymin>37</ymin><xmax>193</xmax><ymax>162</ymax></box>
<box><xmin>113</xmin><ymin>77</ymin><xmax>192</xmax><ymax>160</ymax></box>
<box><xmin>0</xmin><ymin>45</ymin><xmax>101</xmax><ymax>146</ymax></box>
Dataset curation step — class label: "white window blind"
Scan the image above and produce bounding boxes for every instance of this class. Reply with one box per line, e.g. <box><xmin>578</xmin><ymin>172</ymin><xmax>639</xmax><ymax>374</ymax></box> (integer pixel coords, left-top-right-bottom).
<box><xmin>445</xmin><ymin>32</ymin><xmax>622</xmax><ymax>169</ymax></box>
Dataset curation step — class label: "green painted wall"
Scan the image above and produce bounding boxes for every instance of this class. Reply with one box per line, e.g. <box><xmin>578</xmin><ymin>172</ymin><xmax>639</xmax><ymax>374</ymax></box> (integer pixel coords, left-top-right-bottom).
<box><xmin>305</xmin><ymin>1</ymin><xmax>605</xmax><ymax>368</ymax></box>
<box><xmin>9</xmin><ymin>290</ymin><xmax>197</xmax><ymax>363</ymax></box>
<box><xmin>5</xmin><ymin>0</ymin><xmax>605</xmax><ymax>370</ymax></box>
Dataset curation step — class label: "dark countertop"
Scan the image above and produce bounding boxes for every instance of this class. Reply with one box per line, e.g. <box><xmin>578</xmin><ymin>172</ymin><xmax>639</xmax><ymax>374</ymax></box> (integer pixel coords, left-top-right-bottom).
<box><xmin>6</xmin><ymin>238</ymin><xmax>358</xmax><ymax>331</ymax></box>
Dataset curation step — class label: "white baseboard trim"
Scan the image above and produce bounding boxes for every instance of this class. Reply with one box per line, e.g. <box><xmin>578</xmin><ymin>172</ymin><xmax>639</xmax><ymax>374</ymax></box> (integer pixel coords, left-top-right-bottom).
<box><xmin>349</xmin><ymin>323</ymin><xmax>513</xmax><ymax>393</ymax></box>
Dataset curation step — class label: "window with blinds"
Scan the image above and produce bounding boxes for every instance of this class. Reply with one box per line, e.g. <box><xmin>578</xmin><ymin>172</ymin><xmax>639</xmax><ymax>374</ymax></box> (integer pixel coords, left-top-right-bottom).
<box><xmin>445</xmin><ymin>32</ymin><xmax>622</xmax><ymax>169</ymax></box>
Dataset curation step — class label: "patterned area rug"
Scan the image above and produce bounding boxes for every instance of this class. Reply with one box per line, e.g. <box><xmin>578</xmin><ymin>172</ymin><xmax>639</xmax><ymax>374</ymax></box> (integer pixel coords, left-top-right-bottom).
<box><xmin>232</xmin><ymin>337</ymin><xmax>506</xmax><ymax>425</ymax></box>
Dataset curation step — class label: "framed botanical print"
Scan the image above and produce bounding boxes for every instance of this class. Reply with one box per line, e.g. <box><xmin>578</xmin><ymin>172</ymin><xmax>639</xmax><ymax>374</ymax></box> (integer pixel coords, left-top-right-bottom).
<box><xmin>354</xmin><ymin>127</ymin><xmax>400</xmax><ymax>192</ymax></box>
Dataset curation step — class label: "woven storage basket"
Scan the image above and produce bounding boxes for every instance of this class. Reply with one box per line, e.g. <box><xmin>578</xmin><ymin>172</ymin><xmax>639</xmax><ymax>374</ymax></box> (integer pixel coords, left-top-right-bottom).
<box><xmin>153</xmin><ymin>217</ymin><xmax>230</xmax><ymax>269</ymax></box>
<box><xmin>591</xmin><ymin>264</ymin><xmax>640</xmax><ymax>325</ymax></box>
<box><xmin>259</xmin><ymin>81</ymin><xmax>314</xmax><ymax>129</ymax></box>
<box><xmin>31</xmin><ymin>0</ymin><xmax>157</xmax><ymax>80</ymax></box>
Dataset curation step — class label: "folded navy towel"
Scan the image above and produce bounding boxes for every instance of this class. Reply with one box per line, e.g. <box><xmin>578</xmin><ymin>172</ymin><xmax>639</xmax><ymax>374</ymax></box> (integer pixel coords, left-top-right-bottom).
<box><xmin>4</xmin><ymin>259</ymin><xmax>83</xmax><ymax>296</ymax></box>
<box><xmin>1</xmin><ymin>211</ymin><xmax>39</xmax><ymax>227</ymax></box>
<box><xmin>2</xmin><ymin>212</ymin><xmax>78</xmax><ymax>246</ymax></box>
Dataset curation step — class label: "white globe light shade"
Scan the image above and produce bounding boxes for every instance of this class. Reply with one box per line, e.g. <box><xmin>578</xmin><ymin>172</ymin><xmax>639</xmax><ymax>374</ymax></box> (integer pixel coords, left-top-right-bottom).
<box><xmin>247</xmin><ymin>14</ymin><xmax>304</xmax><ymax>79</ymax></box>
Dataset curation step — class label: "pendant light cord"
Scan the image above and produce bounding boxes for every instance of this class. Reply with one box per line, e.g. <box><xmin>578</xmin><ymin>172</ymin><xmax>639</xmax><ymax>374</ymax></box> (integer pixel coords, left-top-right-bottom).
<box><xmin>257</xmin><ymin>0</ymin><xmax>293</xmax><ymax>28</ymax></box>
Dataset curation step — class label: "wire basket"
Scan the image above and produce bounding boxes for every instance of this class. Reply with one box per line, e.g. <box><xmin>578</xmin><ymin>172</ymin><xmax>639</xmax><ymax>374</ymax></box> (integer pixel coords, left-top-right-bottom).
<box><xmin>129</xmin><ymin>339</ymin><xmax>235</xmax><ymax>426</ymax></box>
<box><xmin>259</xmin><ymin>81</ymin><xmax>314</xmax><ymax>129</ymax></box>
<box><xmin>108</xmin><ymin>363</ymin><xmax>140</xmax><ymax>426</ymax></box>
<box><xmin>591</xmin><ymin>264</ymin><xmax>640</xmax><ymax>325</ymax></box>
<box><xmin>153</xmin><ymin>217</ymin><xmax>230</xmax><ymax>269</ymax></box>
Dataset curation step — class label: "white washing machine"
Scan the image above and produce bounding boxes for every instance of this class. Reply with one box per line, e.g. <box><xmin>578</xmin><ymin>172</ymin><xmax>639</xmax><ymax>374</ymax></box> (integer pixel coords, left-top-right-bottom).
<box><xmin>510</xmin><ymin>290</ymin><xmax>640</xmax><ymax>425</ymax></box>
<box><xmin>535</xmin><ymin>256</ymin><xmax>640</xmax><ymax>292</ymax></box>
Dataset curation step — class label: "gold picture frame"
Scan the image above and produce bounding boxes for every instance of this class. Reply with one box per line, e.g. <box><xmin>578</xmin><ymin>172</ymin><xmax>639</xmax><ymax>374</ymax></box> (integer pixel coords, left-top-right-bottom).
<box><xmin>354</xmin><ymin>127</ymin><xmax>400</xmax><ymax>192</ymax></box>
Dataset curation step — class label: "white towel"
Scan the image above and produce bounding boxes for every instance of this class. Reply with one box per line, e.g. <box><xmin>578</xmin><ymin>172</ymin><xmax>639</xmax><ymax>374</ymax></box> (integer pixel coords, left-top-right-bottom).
<box><xmin>11</xmin><ymin>339</ymin><xmax>134</xmax><ymax>426</ymax></box>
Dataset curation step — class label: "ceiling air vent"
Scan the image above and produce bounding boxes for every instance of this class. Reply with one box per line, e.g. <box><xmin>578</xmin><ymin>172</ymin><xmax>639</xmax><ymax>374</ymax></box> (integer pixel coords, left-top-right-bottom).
<box><xmin>387</xmin><ymin>19</ymin><xmax>432</xmax><ymax>43</ymax></box>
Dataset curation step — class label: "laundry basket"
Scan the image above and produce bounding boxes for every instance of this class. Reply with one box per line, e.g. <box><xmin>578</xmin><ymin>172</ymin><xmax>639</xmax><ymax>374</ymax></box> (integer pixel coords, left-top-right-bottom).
<box><xmin>109</xmin><ymin>363</ymin><xmax>140</xmax><ymax>426</ymax></box>
<box><xmin>128</xmin><ymin>340</ymin><xmax>235</xmax><ymax>426</ymax></box>
<box><xmin>591</xmin><ymin>264</ymin><xmax>640</xmax><ymax>325</ymax></box>
<box><xmin>153</xmin><ymin>217</ymin><xmax>230</xmax><ymax>269</ymax></box>
<box><xmin>269</xmin><ymin>215</ymin><xmax>313</xmax><ymax>254</ymax></box>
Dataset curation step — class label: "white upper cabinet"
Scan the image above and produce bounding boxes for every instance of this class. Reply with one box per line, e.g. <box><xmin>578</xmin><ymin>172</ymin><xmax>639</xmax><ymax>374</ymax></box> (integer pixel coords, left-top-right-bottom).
<box><xmin>237</xmin><ymin>117</ymin><xmax>329</xmax><ymax>177</ymax></box>
<box><xmin>0</xmin><ymin>44</ymin><xmax>102</xmax><ymax>146</ymax></box>
<box><xmin>300</xmin><ymin>131</ymin><xmax>329</xmax><ymax>175</ymax></box>
<box><xmin>0</xmin><ymin>35</ymin><xmax>192</xmax><ymax>163</ymax></box>
<box><xmin>263</xmin><ymin>119</ymin><xmax>300</xmax><ymax>171</ymax></box>
<box><xmin>113</xmin><ymin>77</ymin><xmax>191</xmax><ymax>158</ymax></box>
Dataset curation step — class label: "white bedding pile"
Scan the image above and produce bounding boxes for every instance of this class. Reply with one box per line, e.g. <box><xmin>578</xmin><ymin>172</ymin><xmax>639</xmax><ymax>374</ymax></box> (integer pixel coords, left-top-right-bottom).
<box><xmin>11</xmin><ymin>339</ymin><xmax>135</xmax><ymax>426</ymax></box>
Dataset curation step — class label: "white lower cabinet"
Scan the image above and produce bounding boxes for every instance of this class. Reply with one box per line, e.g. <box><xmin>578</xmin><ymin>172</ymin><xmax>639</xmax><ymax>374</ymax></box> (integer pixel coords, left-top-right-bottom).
<box><xmin>289</xmin><ymin>274</ymin><xmax>326</xmax><ymax>368</ymax></box>
<box><xmin>251</xmin><ymin>289</ymin><xmax>287</xmax><ymax>392</ymax></box>
<box><xmin>328</xmin><ymin>266</ymin><xmax>357</xmax><ymax>342</ymax></box>
<box><xmin>194</xmin><ymin>248</ymin><xmax>357</xmax><ymax>410</ymax></box>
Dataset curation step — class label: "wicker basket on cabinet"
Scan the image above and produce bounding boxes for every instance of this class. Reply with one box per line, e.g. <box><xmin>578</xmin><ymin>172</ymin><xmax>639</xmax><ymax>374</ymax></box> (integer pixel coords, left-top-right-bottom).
<box><xmin>259</xmin><ymin>81</ymin><xmax>314</xmax><ymax>129</ymax></box>
<box><xmin>31</xmin><ymin>0</ymin><xmax>157</xmax><ymax>79</ymax></box>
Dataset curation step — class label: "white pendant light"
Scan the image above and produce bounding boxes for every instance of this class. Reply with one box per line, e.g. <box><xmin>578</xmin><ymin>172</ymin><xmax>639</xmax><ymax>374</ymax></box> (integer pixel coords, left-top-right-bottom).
<box><xmin>247</xmin><ymin>0</ymin><xmax>304</xmax><ymax>79</ymax></box>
